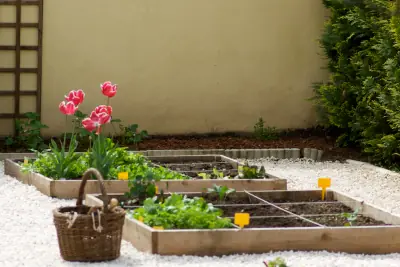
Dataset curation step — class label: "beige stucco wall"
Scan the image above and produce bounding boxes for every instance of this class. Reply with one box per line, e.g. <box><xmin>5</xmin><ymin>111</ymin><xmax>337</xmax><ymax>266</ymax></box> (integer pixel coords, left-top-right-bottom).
<box><xmin>0</xmin><ymin>0</ymin><xmax>329</xmax><ymax>136</ymax></box>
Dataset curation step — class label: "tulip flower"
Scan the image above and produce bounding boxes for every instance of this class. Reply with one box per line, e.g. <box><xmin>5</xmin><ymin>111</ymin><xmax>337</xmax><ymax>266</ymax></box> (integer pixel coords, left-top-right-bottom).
<box><xmin>101</xmin><ymin>81</ymin><xmax>117</xmax><ymax>98</ymax></box>
<box><xmin>82</xmin><ymin>106</ymin><xmax>112</xmax><ymax>134</ymax></box>
<box><xmin>65</xmin><ymin>89</ymin><xmax>85</xmax><ymax>106</ymax></box>
<box><xmin>59</xmin><ymin>101</ymin><xmax>78</xmax><ymax>115</ymax></box>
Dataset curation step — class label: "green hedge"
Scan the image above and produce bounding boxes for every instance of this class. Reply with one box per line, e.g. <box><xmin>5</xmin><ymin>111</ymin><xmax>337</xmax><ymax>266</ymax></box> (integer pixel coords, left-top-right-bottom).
<box><xmin>314</xmin><ymin>0</ymin><xmax>400</xmax><ymax>167</ymax></box>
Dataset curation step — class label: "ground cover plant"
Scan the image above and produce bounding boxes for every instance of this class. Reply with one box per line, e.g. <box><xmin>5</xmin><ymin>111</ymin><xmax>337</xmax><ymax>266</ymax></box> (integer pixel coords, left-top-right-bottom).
<box><xmin>20</xmin><ymin>82</ymin><xmax>187</xmax><ymax>181</ymax></box>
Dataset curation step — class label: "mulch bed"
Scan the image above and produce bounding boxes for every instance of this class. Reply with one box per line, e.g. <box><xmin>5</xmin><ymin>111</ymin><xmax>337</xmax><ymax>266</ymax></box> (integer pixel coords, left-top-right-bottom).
<box><xmin>0</xmin><ymin>128</ymin><xmax>364</xmax><ymax>162</ymax></box>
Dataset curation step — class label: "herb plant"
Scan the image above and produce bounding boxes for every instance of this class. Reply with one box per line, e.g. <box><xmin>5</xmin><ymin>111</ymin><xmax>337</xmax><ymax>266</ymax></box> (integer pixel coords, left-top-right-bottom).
<box><xmin>238</xmin><ymin>162</ymin><xmax>266</xmax><ymax>179</ymax></box>
<box><xmin>132</xmin><ymin>194</ymin><xmax>233</xmax><ymax>229</ymax></box>
<box><xmin>206</xmin><ymin>184</ymin><xmax>236</xmax><ymax>203</ymax></box>
<box><xmin>5</xmin><ymin>112</ymin><xmax>48</xmax><ymax>151</ymax></box>
<box><xmin>263</xmin><ymin>257</ymin><xmax>288</xmax><ymax>267</ymax></box>
<box><xmin>198</xmin><ymin>168</ymin><xmax>227</xmax><ymax>179</ymax></box>
<box><xmin>341</xmin><ymin>208</ymin><xmax>360</xmax><ymax>227</ymax></box>
<box><xmin>253</xmin><ymin>117</ymin><xmax>279</xmax><ymax>140</ymax></box>
<box><xmin>124</xmin><ymin>169</ymin><xmax>159</xmax><ymax>204</ymax></box>
<box><xmin>119</xmin><ymin>123</ymin><xmax>148</xmax><ymax>149</ymax></box>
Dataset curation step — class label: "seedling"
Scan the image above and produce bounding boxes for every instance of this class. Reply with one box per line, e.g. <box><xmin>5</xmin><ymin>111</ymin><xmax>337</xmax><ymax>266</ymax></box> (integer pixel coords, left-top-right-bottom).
<box><xmin>207</xmin><ymin>184</ymin><xmax>236</xmax><ymax>203</ymax></box>
<box><xmin>238</xmin><ymin>161</ymin><xmax>266</xmax><ymax>179</ymax></box>
<box><xmin>341</xmin><ymin>208</ymin><xmax>360</xmax><ymax>226</ymax></box>
<box><xmin>263</xmin><ymin>257</ymin><xmax>288</xmax><ymax>267</ymax></box>
<box><xmin>198</xmin><ymin>168</ymin><xmax>228</xmax><ymax>179</ymax></box>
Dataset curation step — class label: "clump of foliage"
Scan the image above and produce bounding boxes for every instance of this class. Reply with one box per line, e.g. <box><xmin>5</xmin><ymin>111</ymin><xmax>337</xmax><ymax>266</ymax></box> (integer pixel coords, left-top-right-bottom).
<box><xmin>263</xmin><ymin>257</ymin><xmax>288</xmax><ymax>267</ymax></box>
<box><xmin>132</xmin><ymin>194</ymin><xmax>233</xmax><ymax>229</ymax></box>
<box><xmin>341</xmin><ymin>208</ymin><xmax>360</xmax><ymax>227</ymax></box>
<box><xmin>124</xmin><ymin>169</ymin><xmax>158</xmax><ymax>204</ymax></box>
<box><xmin>206</xmin><ymin>184</ymin><xmax>236</xmax><ymax>203</ymax></box>
<box><xmin>238</xmin><ymin>161</ymin><xmax>267</xmax><ymax>179</ymax></box>
<box><xmin>313</xmin><ymin>0</ymin><xmax>400</xmax><ymax>167</ymax></box>
<box><xmin>198</xmin><ymin>168</ymin><xmax>227</xmax><ymax>179</ymax></box>
<box><xmin>253</xmin><ymin>117</ymin><xmax>279</xmax><ymax>140</ymax></box>
<box><xmin>5</xmin><ymin>112</ymin><xmax>48</xmax><ymax>151</ymax></box>
<box><xmin>119</xmin><ymin>123</ymin><xmax>148</xmax><ymax>149</ymax></box>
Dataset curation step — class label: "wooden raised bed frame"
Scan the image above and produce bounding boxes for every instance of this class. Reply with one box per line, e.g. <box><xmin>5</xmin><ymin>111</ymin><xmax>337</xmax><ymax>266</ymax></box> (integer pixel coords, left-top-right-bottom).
<box><xmin>85</xmin><ymin>189</ymin><xmax>400</xmax><ymax>255</ymax></box>
<box><xmin>4</xmin><ymin>155</ymin><xmax>287</xmax><ymax>198</ymax></box>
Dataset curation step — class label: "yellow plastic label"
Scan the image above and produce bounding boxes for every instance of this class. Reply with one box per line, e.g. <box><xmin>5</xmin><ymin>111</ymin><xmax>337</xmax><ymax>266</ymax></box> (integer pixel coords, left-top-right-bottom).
<box><xmin>234</xmin><ymin>213</ymin><xmax>250</xmax><ymax>228</ymax></box>
<box><xmin>138</xmin><ymin>216</ymin><xmax>144</xmax><ymax>222</ymax></box>
<box><xmin>118</xmin><ymin>172</ymin><xmax>128</xmax><ymax>180</ymax></box>
<box><xmin>318</xmin><ymin>177</ymin><xmax>331</xmax><ymax>200</ymax></box>
<box><xmin>23</xmin><ymin>158</ymin><xmax>28</xmax><ymax>165</ymax></box>
<box><xmin>318</xmin><ymin>177</ymin><xmax>331</xmax><ymax>188</ymax></box>
<box><xmin>155</xmin><ymin>186</ymin><xmax>159</xmax><ymax>194</ymax></box>
<box><xmin>153</xmin><ymin>226</ymin><xmax>164</xmax><ymax>230</ymax></box>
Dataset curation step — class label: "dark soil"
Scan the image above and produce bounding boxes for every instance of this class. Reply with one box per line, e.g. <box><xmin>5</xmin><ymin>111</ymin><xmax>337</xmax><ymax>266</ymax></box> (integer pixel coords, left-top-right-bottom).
<box><xmin>218</xmin><ymin>204</ymin><xmax>288</xmax><ymax>217</ymax></box>
<box><xmin>309</xmin><ymin>215</ymin><xmax>387</xmax><ymax>227</ymax></box>
<box><xmin>201</xmin><ymin>193</ymin><xmax>263</xmax><ymax>205</ymax></box>
<box><xmin>245</xmin><ymin>214</ymin><xmax>387</xmax><ymax>228</ymax></box>
<box><xmin>1</xmin><ymin>128</ymin><xmax>364</xmax><ymax>162</ymax></box>
<box><xmin>160</xmin><ymin>162</ymin><xmax>234</xmax><ymax>172</ymax></box>
<box><xmin>248</xmin><ymin>217</ymin><xmax>316</xmax><ymax>228</ymax></box>
<box><xmin>218</xmin><ymin>202</ymin><xmax>353</xmax><ymax>217</ymax></box>
<box><xmin>279</xmin><ymin>202</ymin><xmax>353</xmax><ymax>214</ymax></box>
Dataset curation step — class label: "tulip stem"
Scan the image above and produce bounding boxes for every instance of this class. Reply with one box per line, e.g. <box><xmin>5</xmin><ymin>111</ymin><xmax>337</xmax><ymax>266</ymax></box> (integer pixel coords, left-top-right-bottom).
<box><xmin>63</xmin><ymin>115</ymin><xmax>67</xmax><ymax>150</ymax></box>
<box><xmin>106</xmin><ymin>97</ymin><xmax>117</xmax><ymax>141</ymax></box>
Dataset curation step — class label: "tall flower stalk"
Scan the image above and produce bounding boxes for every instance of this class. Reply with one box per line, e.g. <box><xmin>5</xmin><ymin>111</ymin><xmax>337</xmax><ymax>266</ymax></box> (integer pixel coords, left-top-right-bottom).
<box><xmin>81</xmin><ymin>81</ymin><xmax>119</xmax><ymax>179</ymax></box>
<box><xmin>48</xmin><ymin>89</ymin><xmax>84</xmax><ymax>179</ymax></box>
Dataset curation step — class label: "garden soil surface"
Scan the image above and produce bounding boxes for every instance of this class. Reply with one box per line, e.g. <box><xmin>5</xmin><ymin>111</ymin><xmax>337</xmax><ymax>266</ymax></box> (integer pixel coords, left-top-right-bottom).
<box><xmin>1</xmin><ymin>129</ymin><xmax>363</xmax><ymax>162</ymax></box>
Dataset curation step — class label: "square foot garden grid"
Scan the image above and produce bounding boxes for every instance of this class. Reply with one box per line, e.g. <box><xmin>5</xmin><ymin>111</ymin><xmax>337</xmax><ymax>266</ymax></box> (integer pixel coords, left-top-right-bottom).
<box><xmin>4</xmin><ymin>155</ymin><xmax>286</xmax><ymax>198</ymax></box>
<box><xmin>86</xmin><ymin>189</ymin><xmax>400</xmax><ymax>256</ymax></box>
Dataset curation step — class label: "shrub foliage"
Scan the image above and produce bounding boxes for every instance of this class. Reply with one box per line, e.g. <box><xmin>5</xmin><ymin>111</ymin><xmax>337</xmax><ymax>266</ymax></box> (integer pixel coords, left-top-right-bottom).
<box><xmin>314</xmin><ymin>0</ymin><xmax>400</xmax><ymax>166</ymax></box>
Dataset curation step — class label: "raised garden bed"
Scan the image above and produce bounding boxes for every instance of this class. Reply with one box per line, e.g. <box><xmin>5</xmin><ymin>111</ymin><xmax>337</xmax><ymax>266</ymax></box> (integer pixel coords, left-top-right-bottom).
<box><xmin>85</xmin><ymin>189</ymin><xmax>400</xmax><ymax>255</ymax></box>
<box><xmin>4</xmin><ymin>155</ymin><xmax>286</xmax><ymax>198</ymax></box>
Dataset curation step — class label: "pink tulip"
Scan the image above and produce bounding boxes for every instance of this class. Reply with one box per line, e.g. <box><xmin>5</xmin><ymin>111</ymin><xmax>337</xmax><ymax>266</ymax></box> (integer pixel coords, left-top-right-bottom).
<box><xmin>82</xmin><ymin>117</ymin><xmax>99</xmax><ymax>132</ymax></box>
<box><xmin>59</xmin><ymin>101</ymin><xmax>78</xmax><ymax>115</ymax></box>
<box><xmin>81</xmin><ymin>106</ymin><xmax>112</xmax><ymax>133</ymax></box>
<box><xmin>94</xmin><ymin>105</ymin><xmax>112</xmax><ymax>116</ymax></box>
<box><xmin>101</xmin><ymin>81</ymin><xmax>117</xmax><ymax>98</ymax></box>
<box><xmin>64</xmin><ymin>89</ymin><xmax>85</xmax><ymax>106</ymax></box>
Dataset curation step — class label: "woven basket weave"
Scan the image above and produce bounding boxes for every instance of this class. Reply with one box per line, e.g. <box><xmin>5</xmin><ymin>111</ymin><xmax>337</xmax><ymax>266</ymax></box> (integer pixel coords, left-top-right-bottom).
<box><xmin>53</xmin><ymin>168</ymin><xmax>125</xmax><ymax>262</ymax></box>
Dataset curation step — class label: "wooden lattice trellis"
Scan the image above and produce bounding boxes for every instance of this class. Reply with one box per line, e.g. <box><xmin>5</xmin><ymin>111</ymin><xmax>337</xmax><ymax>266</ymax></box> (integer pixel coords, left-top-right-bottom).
<box><xmin>0</xmin><ymin>0</ymin><xmax>43</xmax><ymax>134</ymax></box>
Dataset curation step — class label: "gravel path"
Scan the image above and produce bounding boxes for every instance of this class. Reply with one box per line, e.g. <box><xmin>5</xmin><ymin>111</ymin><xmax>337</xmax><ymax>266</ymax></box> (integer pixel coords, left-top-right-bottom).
<box><xmin>2</xmin><ymin>159</ymin><xmax>400</xmax><ymax>267</ymax></box>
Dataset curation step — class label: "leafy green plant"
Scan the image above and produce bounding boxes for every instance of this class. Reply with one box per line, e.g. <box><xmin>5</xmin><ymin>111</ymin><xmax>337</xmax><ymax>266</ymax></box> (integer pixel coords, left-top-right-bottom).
<box><xmin>132</xmin><ymin>193</ymin><xmax>233</xmax><ymax>229</ymax></box>
<box><xmin>341</xmin><ymin>208</ymin><xmax>360</xmax><ymax>227</ymax></box>
<box><xmin>253</xmin><ymin>117</ymin><xmax>279</xmax><ymax>140</ymax></box>
<box><xmin>22</xmin><ymin>150</ymin><xmax>89</xmax><ymax>179</ymax></box>
<box><xmin>263</xmin><ymin>257</ymin><xmax>288</xmax><ymax>267</ymax></box>
<box><xmin>125</xmin><ymin>169</ymin><xmax>158</xmax><ymax>204</ymax></box>
<box><xmin>238</xmin><ymin>162</ymin><xmax>266</xmax><ymax>179</ymax></box>
<box><xmin>89</xmin><ymin>135</ymin><xmax>120</xmax><ymax>179</ymax></box>
<box><xmin>119</xmin><ymin>123</ymin><xmax>148</xmax><ymax>149</ymax></box>
<box><xmin>206</xmin><ymin>184</ymin><xmax>236</xmax><ymax>203</ymax></box>
<box><xmin>198</xmin><ymin>168</ymin><xmax>227</xmax><ymax>179</ymax></box>
<box><xmin>5</xmin><ymin>112</ymin><xmax>48</xmax><ymax>151</ymax></box>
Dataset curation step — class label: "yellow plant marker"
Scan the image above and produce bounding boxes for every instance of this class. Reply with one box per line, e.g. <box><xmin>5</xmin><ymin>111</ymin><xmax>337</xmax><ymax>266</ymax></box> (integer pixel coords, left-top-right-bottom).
<box><xmin>318</xmin><ymin>177</ymin><xmax>331</xmax><ymax>201</ymax></box>
<box><xmin>23</xmin><ymin>157</ymin><xmax>28</xmax><ymax>165</ymax></box>
<box><xmin>118</xmin><ymin>172</ymin><xmax>128</xmax><ymax>180</ymax></box>
<box><xmin>153</xmin><ymin>226</ymin><xmax>164</xmax><ymax>230</ymax></box>
<box><xmin>155</xmin><ymin>186</ymin><xmax>159</xmax><ymax>194</ymax></box>
<box><xmin>234</xmin><ymin>213</ymin><xmax>250</xmax><ymax>228</ymax></box>
<box><xmin>138</xmin><ymin>216</ymin><xmax>144</xmax><ymax>222</ymax></box>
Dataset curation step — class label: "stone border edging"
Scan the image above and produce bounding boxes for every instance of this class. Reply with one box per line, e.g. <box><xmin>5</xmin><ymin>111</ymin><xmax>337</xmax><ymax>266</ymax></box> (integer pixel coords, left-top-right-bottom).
<box><xmin>0</xmin><ymin>148</ymin><xmax>324</xmax><ymax>161</ymax></box>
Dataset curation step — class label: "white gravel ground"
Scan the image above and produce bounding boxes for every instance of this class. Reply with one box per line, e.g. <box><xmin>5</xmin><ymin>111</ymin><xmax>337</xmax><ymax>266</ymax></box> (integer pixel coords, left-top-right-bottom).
<box><xmin>2</xmin><ymin>159</ymin><xmax>400</xmax><ymax>267</ymax></box>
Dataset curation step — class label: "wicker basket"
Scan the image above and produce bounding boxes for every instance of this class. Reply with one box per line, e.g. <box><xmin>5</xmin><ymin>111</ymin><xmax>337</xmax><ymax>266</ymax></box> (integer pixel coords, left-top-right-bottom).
<box><xmin>53</xmin><ymin>168</ymin><xmax>126</xmax><ymax>262</ymax></box>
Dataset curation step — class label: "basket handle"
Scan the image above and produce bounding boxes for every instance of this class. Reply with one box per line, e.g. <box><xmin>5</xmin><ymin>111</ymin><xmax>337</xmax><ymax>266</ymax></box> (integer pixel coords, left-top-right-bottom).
<box><xmin>76</xmin><ymin>168</ymin><xmax>109</xmax><ymax>213</ymax></box>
